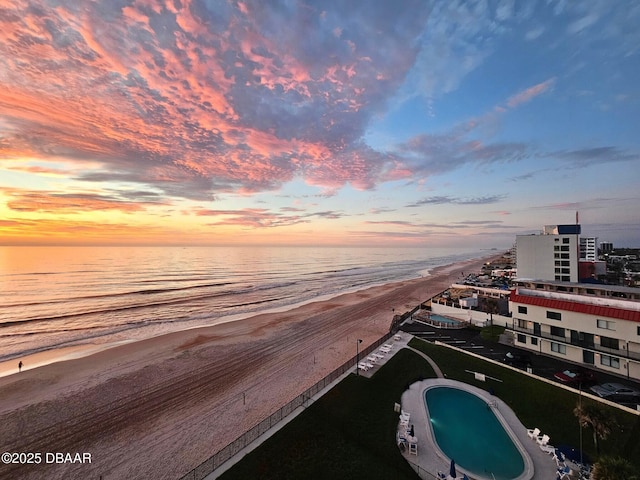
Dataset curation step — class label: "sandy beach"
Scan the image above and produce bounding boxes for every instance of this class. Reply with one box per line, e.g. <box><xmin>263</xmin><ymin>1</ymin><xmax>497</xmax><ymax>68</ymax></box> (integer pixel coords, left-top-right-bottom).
<box><xmin>0</xmin><ymin>255</ymin><xmax>498</xmax><ymax>480</ymax></box>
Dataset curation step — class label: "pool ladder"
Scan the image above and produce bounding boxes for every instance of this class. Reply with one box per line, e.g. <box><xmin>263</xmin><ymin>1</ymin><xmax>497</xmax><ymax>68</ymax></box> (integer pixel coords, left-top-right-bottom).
<box><xmin>487</xmin><ymin>400</ymin><xmax>498</xmax><ymax>409</ymax></box>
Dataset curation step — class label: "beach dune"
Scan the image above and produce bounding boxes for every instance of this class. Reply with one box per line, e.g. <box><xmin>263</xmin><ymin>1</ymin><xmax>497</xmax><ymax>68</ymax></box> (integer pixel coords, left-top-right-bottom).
<box><xmin>0</xmin><ymin>256</ymin><xmax>496</xmax><ymax>480</ymax></box>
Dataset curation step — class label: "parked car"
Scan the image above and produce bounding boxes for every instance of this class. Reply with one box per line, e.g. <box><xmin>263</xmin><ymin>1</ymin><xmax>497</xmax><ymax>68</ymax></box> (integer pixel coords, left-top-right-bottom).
<box><xmin>553</xmin><ymin>369</ymin><xmax>596</xmax><ymax>386</ymax></box>
<box><xmin>589</xmin><ymin>383</ymin><xmax>640</xmax><ymax>405</ymax></box>
<box><xmin>503</xmin><ymin>351</ymin><xmax>532</xmax><ymax>368</ymax></box>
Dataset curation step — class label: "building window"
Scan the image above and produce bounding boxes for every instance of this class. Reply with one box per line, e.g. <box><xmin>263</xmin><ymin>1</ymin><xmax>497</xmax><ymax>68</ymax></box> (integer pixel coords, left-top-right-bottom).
<box><xmin>561</xmin><ymin>253</ymin><xmax>570</xmax><ymax>259</ymax></box>
<box><xmin>597</xmin><ymin>319</ymin><xmax>615</xmax><ymax>331</ymax></box>
<box><xmin>547</xmin><ymin>311</ymin><xmax>562</xmax><ymax>321</ymax></box>
<box><xmin>554</xmin><ymin>245</ymin><xmax>560</xmax><ymax>251</ymax></box>
<box><xmin>517</xmin><ymin>334</ymin><xmax>526</xmax><ymax>343</ymax></box>
<box><xmin>600</xmin><ymin>355</ymin><xmax>620</xmax><ymax>369</ymax></box>
<box><xmin>600</xmin><ymin>336</ymin><xmax>619</xmax><ymax>350</ymax></box>
<box><xmin>563</xmin><ymin>238</ymin><xmax>570</xmax><ymax>244</ymax></box>
<box><xmin>518</xmin><ymin>306</ymin><xmax>528</xmax><ymax>314</ymax></box>
<box><xmin>554</xmin><ymin>254</ymin><xmax>560</xmax><ymax>259</ymax></box>
<box><xmin>531</xmin><ymin>337</ymin><xmax>538</xmax><ymax>346</ymax></box>
<box><xmin>562</xmin><ymin>261</ymin><xmax>570</xmax><ymax>266</ymax></box>
<box><xmin>561</xmin><ymin>276</ymin><xmax>570</xmax><ymax>281</ymax></box>
<box><xmin>638</xmin><ymin>326</ymin><xmax>640</xmax><ymax>336</ymax></box>
<box><xmin>555</xmin><ymin>260</ymin><xmax>561</xmax><ymax>266</ymax></box>
<box><xmin>561</xmin><ymin>245</ymin><xmax>570</xmax><ymax>251</ymax></box>
<box><xmin>550</xmin><ymin>326</ymin><xmax>565</xmax><ymax>338</ymax></box>
<box><xmin>517</xmin><ymin>319</ymin><xmax>527</xmax><ymax>329</ymax></box>
<box><xmin>551</xmin><ymin>342</ymin><xmax>566</xmax><ymax>354</ymax></box>
<box><xmin>583</xmin><ymin>350</ymin><xmax>594</xmax><ymax>364</ymax></box>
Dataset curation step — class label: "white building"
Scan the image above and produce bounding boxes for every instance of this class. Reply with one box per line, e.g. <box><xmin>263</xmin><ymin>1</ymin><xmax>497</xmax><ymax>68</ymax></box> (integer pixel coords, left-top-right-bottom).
<box><xmin>509</xmin><ymin>280</ymin><xmax>640</xmax><ymax>382</ymax></box>
<box><xmin>516</xmin><ymin>224</ymin><xmax>581</xmax><ymax>283</ymax></box>
<box><xmin>580</xmin><ymin>237</ymin><xmax>598</xmax><ymax>261</ymax></box>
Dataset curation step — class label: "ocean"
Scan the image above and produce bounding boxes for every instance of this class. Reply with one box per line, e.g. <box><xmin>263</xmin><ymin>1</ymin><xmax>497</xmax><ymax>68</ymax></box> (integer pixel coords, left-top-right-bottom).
<box><xmin>0</xmin><ymin>245</ymin><xmax>488</xmax><ymax>364</ymax></box>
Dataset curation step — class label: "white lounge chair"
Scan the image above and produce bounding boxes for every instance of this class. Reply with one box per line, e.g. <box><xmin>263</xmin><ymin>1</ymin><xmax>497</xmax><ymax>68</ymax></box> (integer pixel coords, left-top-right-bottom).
<box><xmin>357</xmin><ymin>362</ymin><xmax>369</xmax><ymax>371</ymax></box>
<box><xmin>409</xmin><ymin>441</ymin><xmax>417</xmax><ymax>455</ymax></box>
<box><xmin>526</xmin><ymin>427</ymin><xmax>540</xmax><ymax>439</ymax></box>
<box><xmin>383</xmin><ymin>343</ymin><xmax>393</xmax><ymax>349</ymax></box>
<box><xmin>366</xmin><ymin>355</ymin><xmax>378</xmax><ymax>363</ymax></box>
<box><xmin>553</xmin><ymin>450</ymin><xmax>566</xmax><ymax>467</ymax></box>
<box><xmin>557</xmin><ymin>465</ymin><xmax>573</xmax><ymax>480</ymax></box>
<box><xmin>536</xmin><ymin>434</ymin><xmax>551</xmax><ymax>446</ymax></box>
<box><xmin>540</xmin><ymin>444</ymin><xmax>556</xmax><ymax>455</ymax></box>
<box><xmin>373</xmin><ymin>353</ymin><xmax>385</xmax><ymax>360</ymax></box>
<box><xmin>400</xmin><ymin>410</ymin><xmax>410</xmax><ymax>421</ymax></box>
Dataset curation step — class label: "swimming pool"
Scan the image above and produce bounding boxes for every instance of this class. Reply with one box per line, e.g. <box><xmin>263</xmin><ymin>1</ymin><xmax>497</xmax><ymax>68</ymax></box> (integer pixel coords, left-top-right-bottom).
<box><xmin>428</xmin><ymin>314</ymin><xmax>461</xmax><ymax>325</ymax></box>
<box><xmin>425</xmin><ymin>386</ymin><xmax>525</xmax><ymax>480</ymax></box>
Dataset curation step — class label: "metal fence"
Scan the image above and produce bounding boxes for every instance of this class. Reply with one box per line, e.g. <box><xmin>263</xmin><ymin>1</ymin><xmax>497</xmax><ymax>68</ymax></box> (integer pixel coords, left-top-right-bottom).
<box><xmin>179</xmin><ymin>332</ymin><xmax>394</xmax><ymax>480</ymax></box>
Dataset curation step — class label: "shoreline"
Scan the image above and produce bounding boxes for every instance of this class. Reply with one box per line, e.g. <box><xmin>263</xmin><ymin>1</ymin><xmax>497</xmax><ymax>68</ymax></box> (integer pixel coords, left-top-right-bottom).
<box><xmin>0</xmin><ymin>251</ymin><xmax>490</xmax><ymax>379</ymax></box>
<box><xmin>0</xmin><ymin>254</ymin><xmax>502</xmax><ymax>480</ymax></box>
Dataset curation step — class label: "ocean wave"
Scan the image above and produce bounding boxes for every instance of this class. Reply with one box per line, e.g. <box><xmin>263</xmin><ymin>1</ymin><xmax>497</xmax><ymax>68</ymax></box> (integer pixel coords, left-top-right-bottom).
<box><xmin>0</xmin><ymin>246</ymin><xmax>488</xmax><ymax>360</ymax></box>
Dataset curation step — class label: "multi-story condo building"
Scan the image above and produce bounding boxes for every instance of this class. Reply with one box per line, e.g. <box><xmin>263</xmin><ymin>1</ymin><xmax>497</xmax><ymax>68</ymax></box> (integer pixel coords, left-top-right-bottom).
<box><xmin>509</xmin><ymin>280</ymin><xmax>640</xmax><ymax>382</ymax></box>
<box><xmin>516</xmin><ymin>224</ymin><xmax>581</xmax><ymax>283</ymax></box>
<box><xmin>580</xmin><ymin>237</ymin><xmax>598</xmax><ymax>261</ymax></box>
<box><xmin>600</xmin><ymin>241</ymin><xmax>614</xmax><ymax>254</ymax></box>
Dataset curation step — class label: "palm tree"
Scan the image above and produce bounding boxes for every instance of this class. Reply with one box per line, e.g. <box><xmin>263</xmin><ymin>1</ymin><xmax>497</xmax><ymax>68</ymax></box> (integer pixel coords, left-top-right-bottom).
<box><xmin>573</xmin><ymin>402</ymin><xmax>617</xmax><ymax>455</ymax></box>
<box><xmin>591</xmin><ymin>455</ymin><xmax>638</xmax><ymax>480</ymax></box>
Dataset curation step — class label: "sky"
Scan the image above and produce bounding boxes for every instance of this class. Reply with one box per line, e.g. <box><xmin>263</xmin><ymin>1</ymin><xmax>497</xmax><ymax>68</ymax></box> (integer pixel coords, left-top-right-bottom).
<box><xmin>1</xmin><ymin>0</ymin><xmax>639</xmax><ymax>248</ymax></box>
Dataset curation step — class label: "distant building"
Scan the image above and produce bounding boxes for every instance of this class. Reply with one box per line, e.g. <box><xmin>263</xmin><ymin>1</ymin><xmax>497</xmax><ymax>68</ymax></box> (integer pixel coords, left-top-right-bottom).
<box><xmin>580</xmin><ymin>237</ymin><xmax>598</xmax><ymax>261</ymax></box>
<box><xmin>578</xmin><ymin>261</ymin><xmax>607</xmax><ymax>281</ymax></box>
<box><xmin>516</xmin><ymin>224</ymin><xmax>581</xmax><ymax>283</ymax></box>
<box><xmin>600</xmin><ymin>241</ymin><xmax>614</xmax><ymax>254</ymax></box>
<box><xmin>509</xmin><ymin>280</ymin><xmax>640</xmax><ymax>383</ymax></box>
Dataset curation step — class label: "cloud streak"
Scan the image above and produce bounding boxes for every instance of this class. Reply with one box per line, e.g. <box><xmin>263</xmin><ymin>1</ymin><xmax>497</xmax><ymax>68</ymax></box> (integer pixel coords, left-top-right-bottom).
<box><xmin>195</xmin><ymin>206</ymin><xmax>347</xmax><ymax>228</ymax></box>
<box><xmin>407</xmin><ymin>195</ymin><xmax>507</xmax><ymax>207</ymax></box>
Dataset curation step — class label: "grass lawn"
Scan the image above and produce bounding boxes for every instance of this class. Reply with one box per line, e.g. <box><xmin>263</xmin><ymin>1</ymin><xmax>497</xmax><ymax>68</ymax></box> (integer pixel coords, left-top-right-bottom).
<box><xmin>218</xmin><ymin>337</ymin><xmax>640</xmax><ymax>479</ymax></box>
<box><xmin>479</xmin><ymin>325</ymin><xmax>505</xmax><ymax>342</ymax></box>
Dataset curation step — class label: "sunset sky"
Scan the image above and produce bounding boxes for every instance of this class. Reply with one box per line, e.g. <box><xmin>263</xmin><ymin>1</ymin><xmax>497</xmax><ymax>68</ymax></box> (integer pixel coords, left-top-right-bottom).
<box><xmin>1</xmin><ymin>0</ymin><xmax>639</xmax><ymax>247</ymax></box>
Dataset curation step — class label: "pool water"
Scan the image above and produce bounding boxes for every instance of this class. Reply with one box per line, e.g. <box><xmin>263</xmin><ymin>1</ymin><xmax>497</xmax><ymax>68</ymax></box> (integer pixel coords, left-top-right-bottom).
<box><xmin>429</xmin><ymin>314</ymin><xmax>461</xmax><ymax>324</ymax></box>
<box><xmin>425</xmin><ymin>387</ymin><xmax>525</xmax><ymax>480</ymax></box>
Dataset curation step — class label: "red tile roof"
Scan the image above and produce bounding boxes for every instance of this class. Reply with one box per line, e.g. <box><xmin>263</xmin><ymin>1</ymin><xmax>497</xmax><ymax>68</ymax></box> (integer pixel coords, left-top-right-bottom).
<box><xmin>510</xmin><ymin>290</ymin><xmax>640</xmax><ymax>323</ymax></box>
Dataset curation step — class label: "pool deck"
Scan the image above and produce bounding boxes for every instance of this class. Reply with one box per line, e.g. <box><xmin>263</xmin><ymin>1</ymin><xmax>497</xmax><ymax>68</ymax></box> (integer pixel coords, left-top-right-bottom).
<box><xmin>399</xmin><ymin>378</ymin><xmax>559</xmax><ymax>480</ymax></box>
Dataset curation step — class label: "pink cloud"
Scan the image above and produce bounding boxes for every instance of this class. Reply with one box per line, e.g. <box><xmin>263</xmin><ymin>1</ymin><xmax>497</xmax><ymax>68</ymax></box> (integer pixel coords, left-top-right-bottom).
<box><xmin>506</xmin><ymin>78</ymin><xmax>556</xmax><ymax>108</ymax></box>
<box><xmin>3</xmin><ymin>188</ymin><xmax>163</xmax><ymax>213</ymax></box>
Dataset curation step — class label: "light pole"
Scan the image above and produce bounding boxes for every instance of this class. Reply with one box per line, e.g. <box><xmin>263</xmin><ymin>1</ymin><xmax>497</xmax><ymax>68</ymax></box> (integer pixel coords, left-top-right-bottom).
<box><xmin>579</xmin><ymin>382</ymin><xmax>583</xmax><ymax>465</ymax></box>
<box><xmin>356</xmin><ymin>339</ymin><xmax>362</xmax><ymax>376</ymax></box>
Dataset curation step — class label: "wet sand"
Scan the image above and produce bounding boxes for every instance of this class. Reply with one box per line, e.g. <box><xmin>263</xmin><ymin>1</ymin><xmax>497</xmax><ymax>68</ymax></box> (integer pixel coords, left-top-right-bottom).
<box><xmin>0</xmin><ymin>255</ymin><xmax>498</xmax><ymax>480</ymax></box>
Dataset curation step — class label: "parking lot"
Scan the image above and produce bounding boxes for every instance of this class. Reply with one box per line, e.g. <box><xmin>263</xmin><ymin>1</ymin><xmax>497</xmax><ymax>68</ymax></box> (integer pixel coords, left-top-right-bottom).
<box><xmin>400</xmin><ymin>321</ymin><xmax>640</xmax><ymax>409</ymax></box>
